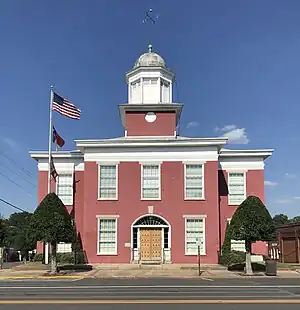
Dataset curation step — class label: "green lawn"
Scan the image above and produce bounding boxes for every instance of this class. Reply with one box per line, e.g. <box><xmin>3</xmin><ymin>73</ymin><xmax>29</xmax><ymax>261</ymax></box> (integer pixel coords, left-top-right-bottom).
<box><xmin>276</xmin><ymin>263</ymin><xmax>296</xmax><ymax>268</ymax></box>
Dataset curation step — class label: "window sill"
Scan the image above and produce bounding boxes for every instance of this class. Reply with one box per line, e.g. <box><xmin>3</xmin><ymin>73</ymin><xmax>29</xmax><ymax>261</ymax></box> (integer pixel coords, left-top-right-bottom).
<box><xmin>228</xmin><ymin>203</ymin><xmax>242</xmax><ymax>206</ymax></box>
<box><xmin>97</xmin><ymin>198</ymin><xmax>118</xmax><ymax>201</ymax></box>
<box><xmin>184</xmin><ymin>198</ymin><xmax>205</xmax><ymax>201</ymax></box>
<box><xmin>140</xmin><ymin>198</ymin><xmax>161</xmax><ymax>201</ymax></box>
<box><xmin>97</xmin><ymin>253</ymin><xmax>118</xmax><ymax>256</ymax></box>
<box><xmin>185</xmin><ymin>253</ymin><xmax>206</xmax><ymax>256</ymax></box>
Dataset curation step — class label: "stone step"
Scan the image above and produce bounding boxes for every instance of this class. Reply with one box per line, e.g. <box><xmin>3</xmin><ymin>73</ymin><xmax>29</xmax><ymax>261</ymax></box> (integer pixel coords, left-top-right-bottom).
<box><xmin>140</xmin><ymin>260</ymin><xmax>161</xmax><ymax>265</ymax></box>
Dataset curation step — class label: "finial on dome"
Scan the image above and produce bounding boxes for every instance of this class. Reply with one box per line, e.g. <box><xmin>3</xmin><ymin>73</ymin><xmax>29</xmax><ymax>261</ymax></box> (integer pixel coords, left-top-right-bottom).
<box><xmin>148</xmin><ymin>44</ymin><xmax>152</xmax><ymax>53</ymax></box>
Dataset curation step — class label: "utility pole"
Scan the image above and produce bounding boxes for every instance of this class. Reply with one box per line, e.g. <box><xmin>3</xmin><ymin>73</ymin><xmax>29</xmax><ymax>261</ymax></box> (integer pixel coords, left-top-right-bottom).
<box><xmin>197</xmin><ymin>238</ymin><xmax>202</xmax><ymax>276</ymax></box>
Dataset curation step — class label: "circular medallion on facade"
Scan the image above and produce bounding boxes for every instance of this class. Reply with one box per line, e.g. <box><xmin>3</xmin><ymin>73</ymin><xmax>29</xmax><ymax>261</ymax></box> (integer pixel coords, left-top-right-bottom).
<box><xmin>145</xmin><ymin>112</ymin><xmax>157</xmax><ymax>123</ymax></box>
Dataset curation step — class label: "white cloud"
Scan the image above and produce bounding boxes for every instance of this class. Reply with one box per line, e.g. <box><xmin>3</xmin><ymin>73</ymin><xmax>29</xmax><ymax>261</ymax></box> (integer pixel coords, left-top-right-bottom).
<box><xmin>264</xmin><ymin>180</ymin><xmax>278</xmax><ymax>187</ymax></box>
<box><xmin>275</xmin><ymin>199</ymin><xmax>293</xmax><ymax>204</ymax></box>
<box><xmin>186</xmin><ymin>121</ymin><xmax>200</xmax><ymax>129</ymax></box>
<box><xmin>3</xmin><ymin>137</ymin><xmax>18</xmax><ymax>149</ymax></box>
<box><xmin>285</xmin><ymin>173</ymin><xmax>297</xmax><ymax>179</ymax></box>
<box><xmin>275</xmin><ymin>196</ymin><xmax>300</xmax><ymax>203</ymax></box>
<box><xmin>215</xmin><ymin>125</ymin><xmax>249</xmax><ymax>144</ymax></box>
<box><xmin>221</xmin><ymin>124</ymin><xmax>237</xmax><ymax>132</ymax></box>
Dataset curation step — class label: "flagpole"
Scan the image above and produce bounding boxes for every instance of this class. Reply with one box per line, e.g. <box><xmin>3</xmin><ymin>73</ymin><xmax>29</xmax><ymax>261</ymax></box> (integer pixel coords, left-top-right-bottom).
<box><xmin>45</xmin><ymin>85</ymin><xmax>54</xmax><ymax>265</ymax></box>
<box><xmin>47</xmin><ymin>86</ymin><xmax>54</xmax><ymax>193</ymax></box>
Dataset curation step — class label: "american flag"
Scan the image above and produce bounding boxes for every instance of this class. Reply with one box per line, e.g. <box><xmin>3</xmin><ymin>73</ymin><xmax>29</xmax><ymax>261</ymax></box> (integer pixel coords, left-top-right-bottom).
<box><xmin>52</xmin><ymin>92</ymin><xmax>81</xmax><ymax>120</ymax></box>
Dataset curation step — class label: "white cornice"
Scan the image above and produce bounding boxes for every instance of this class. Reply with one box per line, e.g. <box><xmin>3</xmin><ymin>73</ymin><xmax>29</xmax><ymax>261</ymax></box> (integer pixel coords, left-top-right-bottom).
<box><xmin>35</xmin><ymin>156</ymin><xmax>84</xmax><ymax>172</ymax></box>
<box><xmin>29</xmin><ymin>150</ymin><xmax>83</xmax><ymax>160</ymax></box>
<box><xmin>125</xmin><ymin>66</ymin><xmax>175</xmax><ymax>83</ymax></box>
<box><xmin>75</xmin><ymin>137</ymin><xmax>228</xmax><ymax>148</ymax></box>
<box><xmin>84</xmin><ymin>147</ymin><xmax>219</xmax><ymax>162</ymax></box>
<box><xmin>219</xmin><ymin>148</ymin><xmax>274</xmax><ymax>160</ymax></box>
<box><xmin>29</xmin><ymin>140</ymin><xmax>274</xmax><ymax>171</ymax></box>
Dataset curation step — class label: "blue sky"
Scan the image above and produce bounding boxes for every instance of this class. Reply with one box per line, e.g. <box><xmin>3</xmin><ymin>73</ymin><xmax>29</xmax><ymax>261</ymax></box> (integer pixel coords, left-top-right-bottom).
<box><xmin>0</xmin><ymin>0</ymin><xmax>300</xmax><ymax>218</ymax></box>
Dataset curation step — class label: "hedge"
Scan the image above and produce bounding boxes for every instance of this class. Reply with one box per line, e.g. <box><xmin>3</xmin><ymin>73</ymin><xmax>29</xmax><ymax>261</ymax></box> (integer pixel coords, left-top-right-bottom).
<box><xmin>219</xmin><ymin>250</ymin><xmax>246</xmax><ymax>266</ymax></box>
<box><xmin>33</xmin><ymin>251</ymin><xmax>86</xmax><ymax>264</ymax></box>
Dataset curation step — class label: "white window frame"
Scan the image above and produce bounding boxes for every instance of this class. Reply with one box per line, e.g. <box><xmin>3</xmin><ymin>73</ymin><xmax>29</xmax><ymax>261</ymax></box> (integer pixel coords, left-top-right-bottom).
<box><xmin>184</xmin><ymin>163</ymin><xmax>205</xmax><ymax>200</ymax></box>
<box><xmin>98</xmin><ymin>163</ymin><xmax>118</xmax><ymax>201</ymax></box>
<box><xmin>183</xmin><ymin>215</ymin><xmax>206</xmax><ymax>256</ymax></box>
<box><xmin>160</xmin><ymin>79</ymin><xmax>170</xmax><ymax>103</ymax></box>
<box><xmin>228</xmin><ymin>171</ymin><xmax>246</xmax><ymax>205</ymax></box>
<box><xmin>140</xmin><ymin>163</ymin><xmax>161</xmax><ymax>200</ymax></box>
<box><xmin>55</xmin><ymin>172</ymin><xmax>74</xmax><ymax>205</ymax></box>
<box><xmin>97</xmin><ymin>215</ymin><xmax>119</xmax><ymax>256</ymax></box>
<box><xmin>130</xmin><ymin>79</ymin><xmax>141</xmax><ymax>103</ymax></box>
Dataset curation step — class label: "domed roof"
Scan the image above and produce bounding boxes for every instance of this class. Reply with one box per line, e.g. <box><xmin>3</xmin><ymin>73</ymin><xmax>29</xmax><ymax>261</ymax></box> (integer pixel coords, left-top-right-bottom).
<box><xmin>134</xmin><ymin>44</ymin><xmax>166</xmax><ymax>68</ymax></box>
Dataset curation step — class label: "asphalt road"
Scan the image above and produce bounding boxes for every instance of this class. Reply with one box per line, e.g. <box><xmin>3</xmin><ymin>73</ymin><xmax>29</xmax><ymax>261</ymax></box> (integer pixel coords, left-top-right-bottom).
<box><xmin>1</xmin><ymin>305</ymin><xmax>300</xmax><ymax>310</ymax></box>
<box><xmin>0</xmin><ymin>278</ymin><xmax>300</xmax><ymax>309</ymax></box>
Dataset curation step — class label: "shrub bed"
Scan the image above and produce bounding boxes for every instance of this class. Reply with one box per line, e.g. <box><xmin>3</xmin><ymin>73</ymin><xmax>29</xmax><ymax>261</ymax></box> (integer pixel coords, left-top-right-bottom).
<box><xmin>219</xmin><ymin>250</ymin><xmax>246</xmax><ymax>267</ymax></box>
<box><xmin>33</xmin><ymin>251</ymin><xmax>86</xmax><ymax>264</ymax></box>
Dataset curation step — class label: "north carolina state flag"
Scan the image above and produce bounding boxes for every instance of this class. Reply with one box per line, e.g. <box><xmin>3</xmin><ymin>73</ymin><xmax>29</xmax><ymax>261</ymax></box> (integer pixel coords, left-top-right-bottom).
<box><xmin>50</xmin><ymin>155</ymin><xmax>58</xmax><ymax>180</ymax></box>
<box><xmin>52</xmin><ymin>126</ymin><xmax>65</xmax><ymax>148</ymax></box>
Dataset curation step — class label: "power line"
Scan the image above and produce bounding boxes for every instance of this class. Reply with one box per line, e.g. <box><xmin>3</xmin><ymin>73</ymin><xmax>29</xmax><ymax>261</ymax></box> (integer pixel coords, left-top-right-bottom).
<box><xmin>0</xmin><ymin>163</ymin><xmax>37</xmax><ymax>188</ymax></box>
<box><xmin>0</xmin><ymin>197</ymin><xmax>28</xmax><ymax>213</ymax></box>
<box><xmin>0</xmin><ymin>171</ymin><xmax>33</xmax><ymax>196</ymax></box>
<box><xmin>0</xmin><ymin>150</ymin><xmax>34</xmax><ymax>178</ymax></box>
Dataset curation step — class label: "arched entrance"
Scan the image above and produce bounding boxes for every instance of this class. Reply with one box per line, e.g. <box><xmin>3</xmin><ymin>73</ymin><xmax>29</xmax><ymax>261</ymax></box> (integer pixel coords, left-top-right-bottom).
<box><xmin>131</xmin><ymin>214</ymin><xmax>171</xmax><ymax>263</ymax></box>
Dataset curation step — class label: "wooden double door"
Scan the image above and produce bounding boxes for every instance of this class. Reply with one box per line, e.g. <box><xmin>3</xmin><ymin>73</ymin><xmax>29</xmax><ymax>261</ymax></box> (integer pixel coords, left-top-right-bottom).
<box><xmin>140</xmin><ymin>228</ymin><xmax>162</xmax><ymax>261</ymax></box>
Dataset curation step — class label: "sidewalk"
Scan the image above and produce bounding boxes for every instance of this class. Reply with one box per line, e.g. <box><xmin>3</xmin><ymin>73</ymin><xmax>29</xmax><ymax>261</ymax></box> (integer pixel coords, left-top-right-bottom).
<box><xmin>0</xmin><ymin>262</ymin><xmax>93</xmax><ymax>279</ymax></box>
<box><xmin>90</xmin><ymin>266</ymin><xmax>300</xmax><ymax>279</ymax></box>
<box><xmin>0</xmin><ymin>269</ymin><xmax>90</xmax><ymax>279</ymax></box>
<box><xmin>1</xmin><ymin>263</ymin><xmax>299</xmax><ymax>279</ymax></box>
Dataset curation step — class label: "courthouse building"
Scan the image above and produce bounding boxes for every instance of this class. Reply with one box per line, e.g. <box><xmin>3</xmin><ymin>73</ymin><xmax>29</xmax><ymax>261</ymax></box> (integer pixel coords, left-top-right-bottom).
<box><xmin>30</xmin><ymin>45</ymin><xmax>273</xmax><ymax>264</ymax></box>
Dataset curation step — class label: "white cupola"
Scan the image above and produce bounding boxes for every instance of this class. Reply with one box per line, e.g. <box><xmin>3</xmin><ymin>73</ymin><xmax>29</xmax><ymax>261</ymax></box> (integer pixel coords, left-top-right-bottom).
<box><xmin>126</xmin><ymin>44</ymin><xmax>175</xmax><ymax>104</ymax></box>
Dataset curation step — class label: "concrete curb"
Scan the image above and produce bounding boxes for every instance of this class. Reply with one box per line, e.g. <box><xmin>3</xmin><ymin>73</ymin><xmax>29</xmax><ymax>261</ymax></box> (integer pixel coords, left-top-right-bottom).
<box><xmin>0</xmin><ymin>275</ymin><xmax>88</xmax><ymax>279</ymax></box>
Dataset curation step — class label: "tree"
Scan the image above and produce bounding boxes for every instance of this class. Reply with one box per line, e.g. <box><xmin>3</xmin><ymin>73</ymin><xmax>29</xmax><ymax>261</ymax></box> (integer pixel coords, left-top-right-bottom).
<box><xmin>290</xmin><ymin>216</ymin><xmax>300</xmax><ymax>223</ymax></box>
<box><xmin>272</xmin><ymin>214</ymin><xmax>289</xmax><ymax>227</ymax></box>
<box><xmin>5</xmin><ymin>212</ymin><xmax>35</xmax><ymax>262</ymax></box>
<box><xmin>0</xmin><ymin>215</ymin><xmax>7</xmax><ymax>269</ymax></box>
<box><xmin>29</xmin><ymin>193</ymin><xmax>73</xmax><ymax>273</ymax></box>
<box><xmin>221</xmin><ymin>222</ymin><xmax>232</xmax><ymax>256</ymax></box>
<box><xmin>219</xmin><ymin>222</ymin><xmax>232</xmax><ymax>265</ymax></box>
<box><xmin>230</xmin><ymin>195</ymin><xmax>275</xmax><ymax>275</ymax></box>
<box><xmin>0</xmin><ymin>215</ymin><xmax>6</xmax><ymax>247</ymax></box>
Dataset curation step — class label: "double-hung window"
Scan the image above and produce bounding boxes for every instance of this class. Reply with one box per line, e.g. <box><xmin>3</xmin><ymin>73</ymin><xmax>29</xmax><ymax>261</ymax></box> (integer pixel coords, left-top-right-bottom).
<box><xmin>184</xmin><ymin>217</ymin><xmax>206</xmax><ymax>255</ymax></box>
<box><xmin>56</xmin><ymin>173</ymin><xmax>73</xmax><ymax>205</ymax></box>
<box><xmin>184</xmin><ymin>164</ymin><xmax>204</xmax><ymax>199</ymax></box>
<box><xmin>97</xmin><ymin>217</ymin><xmax>118</xmax><ymax>255</ymax></box>
<box><xmin>141</xmin><ymin>164</ymin><xmax>160</xmax><ymax>199</ymax></box>
<box><xmin>228</xmin><ymin>172</ymin><xmax>246</xmax><ymax>205</ymax></box>
<box><xmin>98</xmin><ymin>165</ymin><xmax>118</xmax><ymax>200</ymax></box>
